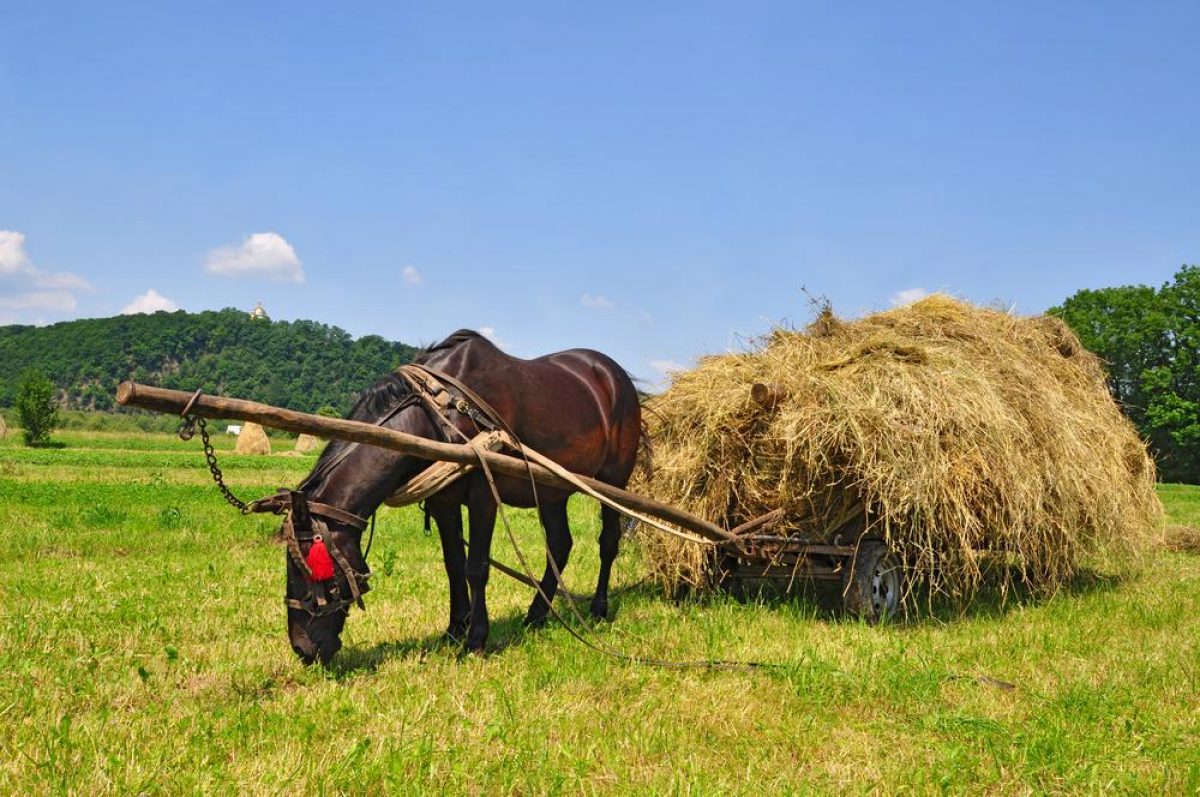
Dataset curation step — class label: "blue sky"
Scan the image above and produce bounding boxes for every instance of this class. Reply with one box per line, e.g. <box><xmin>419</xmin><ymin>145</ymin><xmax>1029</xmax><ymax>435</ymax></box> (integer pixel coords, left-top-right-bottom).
<box><xmin>2</xmin><ymin>2</ymin><xmax>1197</xmax><ymax>384</ymax></box>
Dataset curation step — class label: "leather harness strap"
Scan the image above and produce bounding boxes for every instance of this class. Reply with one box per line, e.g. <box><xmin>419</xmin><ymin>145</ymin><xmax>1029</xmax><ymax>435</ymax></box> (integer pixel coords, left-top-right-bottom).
<box><xmin>400</xmin><ymin>363</ymin><xmax>508</xmax><ymax>434</ymax></box>
<box><xmin>250</xmin><ymin>492</ymin><xmax>369</xmax><ymax>530</ymax></box>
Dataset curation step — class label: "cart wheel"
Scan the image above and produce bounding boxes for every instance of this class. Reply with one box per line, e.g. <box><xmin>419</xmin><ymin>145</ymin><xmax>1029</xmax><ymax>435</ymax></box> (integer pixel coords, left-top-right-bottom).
<box><xmin>842</xmin><ymin>540</ymin><xmax>903</xmax><ymax>623</ymax></box>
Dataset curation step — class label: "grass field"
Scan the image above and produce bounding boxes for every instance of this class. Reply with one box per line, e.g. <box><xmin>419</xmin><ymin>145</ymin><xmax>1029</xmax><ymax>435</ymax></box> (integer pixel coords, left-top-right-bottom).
<box><xmin>1</xmin><ymin>429</ymin><xmax>1197</xmax><ymax>795</ymax></box>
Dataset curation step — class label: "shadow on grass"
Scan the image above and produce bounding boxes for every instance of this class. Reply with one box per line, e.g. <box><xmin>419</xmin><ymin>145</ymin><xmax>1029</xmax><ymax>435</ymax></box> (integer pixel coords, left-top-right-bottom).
<box><xmin>691</xmin><ymin>563</ymin><xmax>1127</xmax><ymax>628</ymax></box>
<box><xmin>330</xmin><ymin>578</ymin><xmax>659</xmax><ymax>675</ymax></box>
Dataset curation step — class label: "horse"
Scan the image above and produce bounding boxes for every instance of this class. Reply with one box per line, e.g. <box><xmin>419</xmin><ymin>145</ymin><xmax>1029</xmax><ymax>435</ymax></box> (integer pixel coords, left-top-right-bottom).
<box><xmin>282</xmin><ymin>330</ymin><xmax>645</xmax><ymax>665</ymax></box>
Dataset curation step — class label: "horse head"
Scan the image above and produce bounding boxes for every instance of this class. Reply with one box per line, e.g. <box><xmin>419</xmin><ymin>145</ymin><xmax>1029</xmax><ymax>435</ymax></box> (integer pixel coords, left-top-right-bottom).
<box><xmin>281</xmin><ymin>373</ymin><xmax>434</xmax><ymax>665</ymax></box>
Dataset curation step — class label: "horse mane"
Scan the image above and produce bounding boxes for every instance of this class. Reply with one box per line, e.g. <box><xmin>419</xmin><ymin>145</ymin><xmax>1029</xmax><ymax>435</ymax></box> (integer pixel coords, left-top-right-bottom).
<box><xmin>301</xmin><ymin>329</ymin><xmax>488</xmax><ymax>491</ymax></box>
<box><xmin>300</xmin><ymin>372</ymin><xmax>412</xmax><ymax>491</ymax></box>
<box><xmin>414</xmin><ymin>328</ymin><xmax>489</xmax><ymax>362</ymax></box>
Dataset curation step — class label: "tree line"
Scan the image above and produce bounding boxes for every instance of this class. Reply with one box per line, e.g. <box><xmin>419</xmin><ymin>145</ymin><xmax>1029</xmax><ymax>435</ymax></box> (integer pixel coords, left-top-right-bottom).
<box><xmin>0</xmin><ymin>308</ymin><xmax>417</xmax><ymax>416</ymax></box>
<box><xmin>1051</xmin><ymin>264</ymin><xmax>1200</xmax><ymax>483</ymax></box>
<box><xmin>3</xmin><ymin>276</ymin><xmax>1196</xmax><ymax>482</ymax></box>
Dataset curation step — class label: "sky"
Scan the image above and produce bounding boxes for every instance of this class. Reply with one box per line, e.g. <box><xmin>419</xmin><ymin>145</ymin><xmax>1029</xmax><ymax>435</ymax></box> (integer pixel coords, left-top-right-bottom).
<box><xmin>2</xmin><ymin>2</ymin><xmax>1197</xmax><ymax>385</ymax></box>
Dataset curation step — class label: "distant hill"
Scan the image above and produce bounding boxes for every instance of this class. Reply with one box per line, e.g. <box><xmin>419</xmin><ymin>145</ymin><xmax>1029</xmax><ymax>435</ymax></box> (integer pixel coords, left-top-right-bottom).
<box><xmin>0</xmin><ymin>309</ymin><xmax>418</xmax><ymax>414</ymax></box>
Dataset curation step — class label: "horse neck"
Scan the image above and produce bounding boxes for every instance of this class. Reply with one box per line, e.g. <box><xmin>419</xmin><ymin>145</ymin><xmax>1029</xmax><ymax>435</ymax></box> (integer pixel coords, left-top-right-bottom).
<box><xmin>305</xmin><ymin>408</ymin><xmax>435</xmax><ymax>521</ymax></box>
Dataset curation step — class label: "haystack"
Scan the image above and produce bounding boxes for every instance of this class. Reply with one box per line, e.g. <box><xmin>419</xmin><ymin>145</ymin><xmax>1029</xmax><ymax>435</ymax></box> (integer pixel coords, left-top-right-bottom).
<box><xmin>634</xmin><ymin>295</ymin><xmax>1162</xmax><ymax>605</ymax></box>
<box><xmin>294</xmin><ymin>433</ymin><xmax>323</xmax><ymax>454</ymax></box>
<box><xmin>235</xmin><ymin>422</ymin><xmax>271</xmax><ymax>455</ymax></box>
<box><xmin>0</xmin><ymin>415</ymin><xmax>7</xmax><ymax>439</ymax></box>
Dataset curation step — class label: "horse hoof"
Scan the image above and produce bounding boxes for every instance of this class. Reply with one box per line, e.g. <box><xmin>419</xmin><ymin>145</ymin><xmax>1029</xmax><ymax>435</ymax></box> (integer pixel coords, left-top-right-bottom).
<box><xmin>590</xmin><ymin>600</ymin><xmax>609</xmax><ymax>621</ymax></box>
<box><xmin>465</xmin><ymin>626</ymin><xmax>489</xmax><ymax>653</ymax></box>
<box><xmin>523</xmin><ymin>613</ymin><xmax>548</xmax><ymax>630</ymax></box>
<box><xmin>443</xmin><ymin>624</ymin><xmax>468</xmax><ymax>644</ymax></box>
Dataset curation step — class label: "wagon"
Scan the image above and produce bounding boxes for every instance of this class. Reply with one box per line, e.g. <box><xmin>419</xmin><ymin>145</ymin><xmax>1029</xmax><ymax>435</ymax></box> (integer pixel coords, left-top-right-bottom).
<box><xmin>117</xmin><ymin>380</ymin><xmax>904</xmax><ymax>622</ymax></box>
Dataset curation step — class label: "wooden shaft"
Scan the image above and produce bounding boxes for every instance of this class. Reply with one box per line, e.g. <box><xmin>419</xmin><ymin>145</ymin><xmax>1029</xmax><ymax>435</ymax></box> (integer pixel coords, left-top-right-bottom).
<box><xmin>116</xmin><ymin>381</ymin><xmax>735</xmax><ymax>543</ymax></box>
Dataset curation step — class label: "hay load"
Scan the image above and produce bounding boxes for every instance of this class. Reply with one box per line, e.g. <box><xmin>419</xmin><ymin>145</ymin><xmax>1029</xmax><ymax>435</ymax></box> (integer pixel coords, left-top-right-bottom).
<box><xmin>634</xmin><ymin>295</ymin><xmax>1162</xmax><ymax>605</ymax></box>
<box><xmin>294</xmin><ymin>433</ymin><xmax>323</xmax><ymax>454</ymax></box>
<box><xmin>234</xmin><ymin>422</ymin><xmax>271</xmax><ymax>455</ymax></box>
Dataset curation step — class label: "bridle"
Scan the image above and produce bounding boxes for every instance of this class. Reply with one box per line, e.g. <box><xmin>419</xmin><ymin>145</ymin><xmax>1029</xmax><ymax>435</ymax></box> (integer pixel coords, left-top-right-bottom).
<box><xmin>251</xmin><ymin>489</ymin><xmax>372</xmax><ymax>617</ymax></box>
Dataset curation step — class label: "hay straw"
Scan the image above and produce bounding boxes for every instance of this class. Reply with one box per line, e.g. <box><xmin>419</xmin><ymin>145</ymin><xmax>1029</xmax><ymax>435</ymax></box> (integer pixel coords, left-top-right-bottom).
<box><xmin>1164</xmin><ymin>525</ymin><xmax>1200</xmax><ymax>554</ymax></box>
<box><xmin>632</xmin><ymin>295</ymin><xmax>1163</xmax><ymax>606</ymax></box>
<box><xmin>234</xmin><ymin>422</ymin><xmax>271</xmax><ymax>455</ymax></box>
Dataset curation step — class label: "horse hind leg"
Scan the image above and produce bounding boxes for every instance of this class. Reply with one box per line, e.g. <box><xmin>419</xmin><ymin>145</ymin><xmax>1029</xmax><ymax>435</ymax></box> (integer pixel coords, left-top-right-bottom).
<box><xmin>524</xmin><ymin>500</ymin><xmax>573</xmax><ymax>629</ymax></box>
<box><xmin>592</xmin><ymin>504</ymin><xmax>623</xmax><ymax>620</ymax></box>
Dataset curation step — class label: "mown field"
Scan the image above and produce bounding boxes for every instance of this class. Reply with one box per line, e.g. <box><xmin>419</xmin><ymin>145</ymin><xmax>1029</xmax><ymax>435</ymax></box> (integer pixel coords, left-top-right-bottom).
<box><xmin>0</xmin><ymin>429</ymin><xmax>1197</xmax><ymax>795</ymax></box>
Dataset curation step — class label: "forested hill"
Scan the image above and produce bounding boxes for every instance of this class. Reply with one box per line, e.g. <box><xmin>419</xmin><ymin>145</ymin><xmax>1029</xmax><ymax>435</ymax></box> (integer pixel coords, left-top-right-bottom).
<box><xmin>0</xmin><ymin>309</ymin><xmax>417</xmax><ymax>414</ymax></box>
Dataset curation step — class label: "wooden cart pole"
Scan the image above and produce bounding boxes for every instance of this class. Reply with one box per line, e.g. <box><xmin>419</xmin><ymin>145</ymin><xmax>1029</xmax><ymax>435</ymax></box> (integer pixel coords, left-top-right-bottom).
<box><xmin>116</xmin><ymin>381</ymin><xmax>736</xmax><ymax>543</ymax></box>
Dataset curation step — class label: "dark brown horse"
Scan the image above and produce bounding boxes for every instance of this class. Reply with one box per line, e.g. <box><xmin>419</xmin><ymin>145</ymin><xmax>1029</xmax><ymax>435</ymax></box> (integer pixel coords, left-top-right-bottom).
<box><xmin>285</xmin><ymin>330</ymin><xmax>644</xmax><ymax>664</ymax></box>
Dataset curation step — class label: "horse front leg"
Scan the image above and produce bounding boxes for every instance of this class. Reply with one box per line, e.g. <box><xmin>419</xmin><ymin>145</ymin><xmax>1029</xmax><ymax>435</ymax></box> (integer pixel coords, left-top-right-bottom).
<box><xmin>524</xmin><ymin>499</ymin><xmax>573</xmax><ymax>629</ymax></box>
<box><xmin>465</xmin><ymin>479</ymin><xmax>498</xmax><ymax>652</ymax></box>
<box><xmin>430</xmin><ymin>503</ymin><xmax>469</xmax><ymax>642</ymax></box>
<box><xmin>592</xmin><ymin>504</ymin><xmax>623</xmax><ymax>620</ymax></box>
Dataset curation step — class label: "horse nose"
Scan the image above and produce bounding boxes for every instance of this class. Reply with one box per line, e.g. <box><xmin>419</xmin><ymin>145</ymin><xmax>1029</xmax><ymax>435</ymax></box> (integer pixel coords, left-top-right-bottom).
<box><xmin>289</xmin><ymin>623</ymin><xmax>318</xmax><ymax>665</ymax></box>
<box><xmin>314</xmin><ymin>635</ymin><xmax>342</xmax><ymax>665</ymax></box>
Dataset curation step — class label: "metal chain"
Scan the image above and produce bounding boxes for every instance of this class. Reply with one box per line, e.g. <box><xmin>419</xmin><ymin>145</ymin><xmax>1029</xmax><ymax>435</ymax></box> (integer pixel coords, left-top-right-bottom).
<box><xmin>179</xmin><ymin>415</ymin><xmax>251</xmax><ymax>514</ymax></box>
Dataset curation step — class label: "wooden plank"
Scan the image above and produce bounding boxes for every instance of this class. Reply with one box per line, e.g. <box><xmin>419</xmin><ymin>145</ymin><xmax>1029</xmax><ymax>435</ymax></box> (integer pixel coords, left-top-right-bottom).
<box><xmin>737</xmin><ymin>533</ymin><xmax>858</xmax><ymax>558</ymax></box>
<box><xmin>730</xmin><ymin>508</ymin><xmax>786</xmax><ymax>536</ymax></box>
<box><xmin>749</xmin><ymin>382</ymin><xmax>787</xmax><ymax>409</ymax></box>
<box><xmin>726</xmin><ymin>563</ymin><xmax>842</xmax><ymax>582</ymax></box>
<box><xmin>116</xmin><ymin>381</ymin><xmax>737</xmax><ymax>543</ymax></box>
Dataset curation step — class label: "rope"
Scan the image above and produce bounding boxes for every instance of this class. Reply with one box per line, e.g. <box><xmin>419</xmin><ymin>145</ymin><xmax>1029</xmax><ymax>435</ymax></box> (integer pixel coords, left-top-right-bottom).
<box><xmin>468</xmin><ymin>437</ymin><xmax>774</xmax><ymax>672</ymax></box>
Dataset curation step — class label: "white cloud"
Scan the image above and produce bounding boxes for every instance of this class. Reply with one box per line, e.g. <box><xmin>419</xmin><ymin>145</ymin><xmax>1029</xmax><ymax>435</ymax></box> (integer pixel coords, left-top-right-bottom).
<box><xmin>890</xmin><ymin>288</ymin><xmax>928</xmax><ymax>306</ymax></box>
<box><xmin>402</xmin><ymin>265</ymin><xmax>423</xmax><ymax>285</ymax></box>
<box><xmin>0</xmin><ymin>230</ymin><xmax>33</xmax><ymax>274</ymax></box>
<box><xmin>0</xmin><ymin>230</ymin><xmax>93</xmax><ymax>291</ymax></box>
<box><xmin>0</xmin><ymin>231</ymin><xmax>93</xmax><ymax>324</ymax></box>
<box><xmin>122</xmin><ymin>288</ymin><xmax>180</xmax><ymax>315</ymax></box>
<box><xmin>478</xmin><ymin>326</ymin><xmax>511</xmax><ymax>350</ymax></box>
<box><xmin>649</xmin><ymin>359</ymin><xmax>684</xmax><ymax>375</ymax></box>
<box><xmin>203</xmin><ymin>232</ymin><xmax>304</xmax><ymax>282</ymax></box>
<box><xmin>0</xmin><ymin>290</ymin><xmax>78</xmax><ymax>312</ymax></box>
<box><xmin>581</xmin><ymin>292</ymin><xmax>614</xmax><ymax>309</ymax></box>
<box><xmin>34</xmin><ymin>270</ymin><xmax>93</xmax><ymax>290</ymax></box>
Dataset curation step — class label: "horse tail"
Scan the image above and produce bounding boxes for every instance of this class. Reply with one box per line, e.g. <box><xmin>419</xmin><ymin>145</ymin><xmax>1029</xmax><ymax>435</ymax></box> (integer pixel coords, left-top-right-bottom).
<box><xmin>634</xmin><ymin>414</ymin><xmax>654</xmax><ymax>483</ymax></box>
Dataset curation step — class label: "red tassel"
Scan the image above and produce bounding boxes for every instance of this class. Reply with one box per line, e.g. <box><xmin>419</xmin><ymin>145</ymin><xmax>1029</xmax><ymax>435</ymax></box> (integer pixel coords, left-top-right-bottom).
<box><xmin>306</xmin><ymin>536</ymin><xmax>336</xmax><ymax>582</ymax></box>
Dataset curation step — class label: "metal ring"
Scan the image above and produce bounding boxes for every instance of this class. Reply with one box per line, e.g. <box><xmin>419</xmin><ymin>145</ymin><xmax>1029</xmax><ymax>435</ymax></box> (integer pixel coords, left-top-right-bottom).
<box><xmin>180</xmin><ymin>388</ymin><xmax>203</xmax><ymax>417</ymax></box>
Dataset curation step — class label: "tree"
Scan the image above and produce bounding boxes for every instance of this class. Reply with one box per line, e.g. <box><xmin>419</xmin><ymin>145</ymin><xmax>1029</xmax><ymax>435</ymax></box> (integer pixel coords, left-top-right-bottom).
<box><xmin>1050</xmin><ymin>265</ymin><xmax>1200</xmax><ymax>483</ymax></box>
<box><xmin>16</xmin><ymin>368</ymin><xmax>59</xmax><ymax>446</ymax></box>
<box><xmin>0</xmin><ymin>308</ymin><xmax>417</xmax><ymax>415</ymax></box>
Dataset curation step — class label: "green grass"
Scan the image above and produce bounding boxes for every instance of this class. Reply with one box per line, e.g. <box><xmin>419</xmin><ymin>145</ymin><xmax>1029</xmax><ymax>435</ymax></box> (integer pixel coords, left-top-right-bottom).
<box><xmin>0</xmin><ymin>430</ymin><xmax>1197</xmax><ymax>795</ymax></box>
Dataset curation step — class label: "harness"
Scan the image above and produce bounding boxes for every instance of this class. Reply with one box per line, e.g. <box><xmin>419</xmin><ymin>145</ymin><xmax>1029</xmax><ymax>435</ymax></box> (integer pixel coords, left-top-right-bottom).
<box><xmin>200</xmin><ymin>363</ymin><xmax>778</xmax><ymax>671</ymax></box>
<box><xmin>250</xmin><ymin>363</ymin><xmax>506</xmax><ymax>619</ymax></box>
